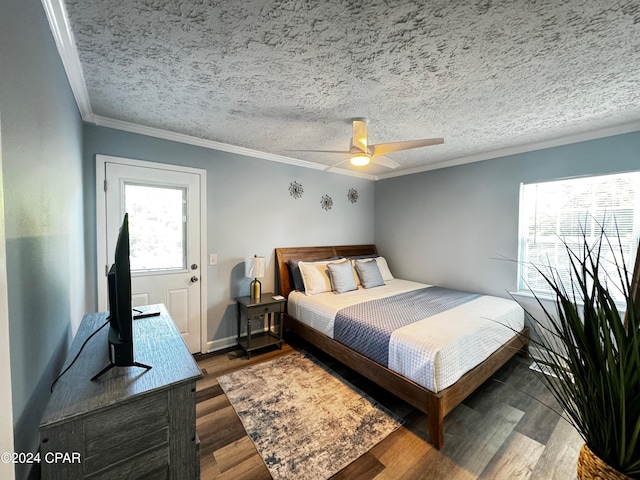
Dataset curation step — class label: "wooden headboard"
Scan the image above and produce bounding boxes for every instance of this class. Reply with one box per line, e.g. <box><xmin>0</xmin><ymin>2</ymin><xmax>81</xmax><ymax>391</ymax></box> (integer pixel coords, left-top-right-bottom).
<box><xmin>275</xmin><ymin>245</ymin><xmax>378</xmax><ymax>298</ymax></box>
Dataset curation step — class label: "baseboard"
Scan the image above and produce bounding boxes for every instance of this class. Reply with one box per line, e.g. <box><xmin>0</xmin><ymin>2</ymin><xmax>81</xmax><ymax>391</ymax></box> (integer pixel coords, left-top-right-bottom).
<box><xmin>204</xmin><ymin>325</ymin><xmax>271</xmax><ymax>353</ymax></box>
<box><xmin>205</xmin><ymin>336</ymin><xmax>237</xmax><ymax>354</ymax></box>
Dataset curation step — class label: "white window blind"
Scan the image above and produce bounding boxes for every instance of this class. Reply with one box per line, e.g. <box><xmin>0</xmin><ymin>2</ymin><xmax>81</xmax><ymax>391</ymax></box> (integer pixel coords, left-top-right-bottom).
<box><xmin>518</xmin><ymin>171</ymin><xmax>640</xmax><ymax>303</ymax></box>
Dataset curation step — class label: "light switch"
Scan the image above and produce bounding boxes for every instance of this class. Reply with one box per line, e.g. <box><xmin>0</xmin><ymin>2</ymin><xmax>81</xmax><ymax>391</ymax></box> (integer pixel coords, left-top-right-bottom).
<box><xmin>209</xmin><ymin>254</ymin><xmax>217</xmax><ymax>266</ymax></box>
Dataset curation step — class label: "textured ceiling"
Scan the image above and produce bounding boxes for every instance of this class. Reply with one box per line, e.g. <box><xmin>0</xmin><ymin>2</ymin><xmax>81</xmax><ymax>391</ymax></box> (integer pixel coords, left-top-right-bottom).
<box><xmin>61</xmin><ymin>0</ymin><xmax>640</xmax><ymax>177</ymax></box>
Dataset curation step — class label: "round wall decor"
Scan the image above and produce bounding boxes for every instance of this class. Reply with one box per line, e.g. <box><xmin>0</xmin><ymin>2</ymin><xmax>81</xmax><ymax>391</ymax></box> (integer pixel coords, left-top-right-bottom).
<box><xmin>289</xmin><ymin>181</ymin><xmax>304</xmax><ymax>199</ymax></box>
<box><xmin>320</xmin><ymin>194</ymin><xmax>333</xmax><ymax>211</ymax></box>
<box><xmin>347</xmin><ymin>188</ymin><xmax>358</xmax><ymax>203</ymax></box>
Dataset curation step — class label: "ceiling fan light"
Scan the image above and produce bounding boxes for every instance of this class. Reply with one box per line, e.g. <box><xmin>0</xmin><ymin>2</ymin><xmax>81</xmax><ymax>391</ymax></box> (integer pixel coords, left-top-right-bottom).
<box><xmin>350</xmin><ymin>154</ymin><xmax>371</xmax><ymax>167</ymax></box>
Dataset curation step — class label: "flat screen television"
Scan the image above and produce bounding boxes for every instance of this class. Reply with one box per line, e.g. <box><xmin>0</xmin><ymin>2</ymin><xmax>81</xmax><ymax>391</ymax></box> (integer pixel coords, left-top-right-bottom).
<box><xmin>92</xmin><ymin>213</ymin><xmax>151</xmax><ymax>381</ymax></box>
<box><xmin>108</xmin><ymin>213</ymin><xmax>134</xmax><ymax>364</ymax></box>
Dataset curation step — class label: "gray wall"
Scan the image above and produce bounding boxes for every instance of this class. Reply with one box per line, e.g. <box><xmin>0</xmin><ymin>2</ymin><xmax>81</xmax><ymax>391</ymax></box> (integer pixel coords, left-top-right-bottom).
<box><xmin>375</xmin><ymin>132</ymin><xmax>640</xmax><ymax>298</ymax></box>
<box><xmin>0</xmin><ymin>0</ymin><xmax>87</xmax><ymax>478</ymax></box>
<box><xmin>83</xmin><ymin>125</ymin><xmax>375</xmax><ymax>347</ymax></box>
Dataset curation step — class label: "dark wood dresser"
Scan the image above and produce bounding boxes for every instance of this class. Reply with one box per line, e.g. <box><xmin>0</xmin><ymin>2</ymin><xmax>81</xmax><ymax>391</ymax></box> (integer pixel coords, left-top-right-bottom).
<box><xmin>39</xmin><ymin>305</ymin><xmax>203</xmax><ymax>479</ymax></box>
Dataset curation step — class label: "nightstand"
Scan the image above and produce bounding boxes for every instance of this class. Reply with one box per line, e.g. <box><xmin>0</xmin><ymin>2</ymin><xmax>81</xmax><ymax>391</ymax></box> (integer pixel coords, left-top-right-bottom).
<box><xmin>236</xmin><ymin>293</ymin><xmax>285</xmax><ymax>358</ymax></box>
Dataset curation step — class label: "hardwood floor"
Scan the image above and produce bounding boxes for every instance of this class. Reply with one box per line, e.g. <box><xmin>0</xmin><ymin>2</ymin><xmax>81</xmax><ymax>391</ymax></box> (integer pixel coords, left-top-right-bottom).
<box><xmin>195</xmin><ymin>335</ymin><xmax>583</xmax><ymax>479</ymax></box>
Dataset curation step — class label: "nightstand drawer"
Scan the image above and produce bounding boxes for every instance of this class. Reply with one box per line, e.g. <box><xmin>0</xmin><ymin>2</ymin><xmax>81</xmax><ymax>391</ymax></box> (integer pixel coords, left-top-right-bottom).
<box><xmin>246</xmin><ymin>302</ymin><xmax>283</xmax><ymax>317</ymax></box>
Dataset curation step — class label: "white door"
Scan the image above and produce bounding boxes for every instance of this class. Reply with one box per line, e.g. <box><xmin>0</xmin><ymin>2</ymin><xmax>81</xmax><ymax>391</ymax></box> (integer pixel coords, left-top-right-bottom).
<box><xmin>101</xmin><ymin>160</ymin><xmax>204</xmax><ymax>353</ymax></box>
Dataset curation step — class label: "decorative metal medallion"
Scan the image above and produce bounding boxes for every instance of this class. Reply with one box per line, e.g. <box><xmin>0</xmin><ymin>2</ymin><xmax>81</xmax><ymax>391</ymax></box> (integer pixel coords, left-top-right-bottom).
<box><xmin>289</xmin><ymin>181</ymin><xmax>304</xmax><ymax>199</ymax></box>
<box><xmin>347</xmin><ymin>188</ymin><xmax>359</xmax><ymax>203</ymax></box>
<box><xmin>320</xmin><ymin>194</ymin><xmax>333</xmax><ymax>211</ymax></box>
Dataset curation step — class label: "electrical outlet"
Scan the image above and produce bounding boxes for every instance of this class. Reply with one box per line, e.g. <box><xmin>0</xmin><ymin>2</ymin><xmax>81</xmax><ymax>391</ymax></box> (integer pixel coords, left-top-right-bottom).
<box><xmin>209</xmin><ymin>254</ymin><xmax>217</xmax><ymax>266</ymax></box>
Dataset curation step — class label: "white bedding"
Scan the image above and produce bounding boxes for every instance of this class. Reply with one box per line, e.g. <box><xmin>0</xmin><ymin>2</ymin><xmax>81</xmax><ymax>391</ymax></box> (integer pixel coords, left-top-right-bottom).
<box><xmin>288</xmin><ymin>279</ymin><xmax>524</xmax><ymax>392</ymax></box>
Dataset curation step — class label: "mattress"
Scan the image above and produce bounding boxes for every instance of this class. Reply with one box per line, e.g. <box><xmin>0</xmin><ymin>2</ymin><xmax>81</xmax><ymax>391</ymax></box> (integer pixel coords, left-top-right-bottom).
<box><xmin>288</xmin><ymin>279</ymin><xmax>524</xmax><ymax>392</ymax></box>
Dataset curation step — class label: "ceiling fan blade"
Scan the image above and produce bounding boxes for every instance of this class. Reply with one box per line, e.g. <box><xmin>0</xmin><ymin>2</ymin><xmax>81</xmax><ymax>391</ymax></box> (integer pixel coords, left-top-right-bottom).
<box><xmin>351</xmin><ymin>120</ymin><xmax>368</xmax><ymax>153</ymax></box>
<box><xmin>371</xmin><ymin>155</ymin><xmax>400</xmax><ymax>169</ymax></box>
<box><xmin>286</xmin><ymin>149</ymin><xmax>352</xmax><ymax>154</ymax></box>
<box><xmin>324</xmin><ymin>158</ymin><xmax>349</xmax><ymax>171</ymax></box>
<box><xmin>369</xmin><ymin>138</ymin><xmax>444</xmax><ymax>157</ymax></box>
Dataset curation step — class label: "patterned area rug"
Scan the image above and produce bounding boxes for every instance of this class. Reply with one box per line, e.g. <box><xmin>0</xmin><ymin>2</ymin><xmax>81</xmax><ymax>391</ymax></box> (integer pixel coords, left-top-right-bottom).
<box><xmin>217</xmin><ymin>351</ymin><xmax>404</xmax><ymax>480</ymax></box>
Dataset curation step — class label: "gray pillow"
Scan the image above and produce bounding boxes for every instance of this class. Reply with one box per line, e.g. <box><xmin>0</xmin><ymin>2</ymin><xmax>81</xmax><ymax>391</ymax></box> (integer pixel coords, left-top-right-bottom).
<box><xmin>355</xmin><ymin>259</ymin><xmax>384</xmax><ymax>288</ymax></box>
<box><xmin>327</xmin><ymin>260</ymin><xmax>357</xmax><ymax>294</ymax></box>
<box><xmin>287</xmin><ymin>260</ymin><xmax>305</xmax><ymax>292</ymax></box>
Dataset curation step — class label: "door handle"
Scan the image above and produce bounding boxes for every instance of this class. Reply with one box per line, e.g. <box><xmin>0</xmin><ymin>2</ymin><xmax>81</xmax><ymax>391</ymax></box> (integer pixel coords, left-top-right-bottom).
<box><xmin>190</xmin><ymin>276</ymin><xmax>199</xmax><ymax>283</ymax></box>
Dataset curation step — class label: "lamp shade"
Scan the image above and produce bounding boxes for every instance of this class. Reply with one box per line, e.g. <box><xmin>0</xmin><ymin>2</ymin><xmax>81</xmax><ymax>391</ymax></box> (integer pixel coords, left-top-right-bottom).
<box><xmin>245</xmin><ymin>255</ymin><xmax>265</xmax><ymax>278</ymax></box>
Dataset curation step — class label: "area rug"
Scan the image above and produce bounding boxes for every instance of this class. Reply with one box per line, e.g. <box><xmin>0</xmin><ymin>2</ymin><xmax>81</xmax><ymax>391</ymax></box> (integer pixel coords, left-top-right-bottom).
<box><xmin>217</xmin><ymin>351</ymin><xmax>404</xmax><ymax>480</ymax></box>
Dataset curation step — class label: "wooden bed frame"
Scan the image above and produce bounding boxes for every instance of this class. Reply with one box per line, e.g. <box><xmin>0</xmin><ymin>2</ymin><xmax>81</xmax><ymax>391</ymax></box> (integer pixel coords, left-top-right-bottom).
<box><xmin>275</xmin><ymin>245</ymin><xmax>529</xmax><ymax>449</ymax></box>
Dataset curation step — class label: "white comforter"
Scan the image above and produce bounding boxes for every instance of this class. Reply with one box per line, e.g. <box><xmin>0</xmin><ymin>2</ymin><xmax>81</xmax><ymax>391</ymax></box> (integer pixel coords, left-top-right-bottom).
<box><xmin>288</xmin><ymin>279</ymin><xmax>524</xmax><ymax>392</ymax></box>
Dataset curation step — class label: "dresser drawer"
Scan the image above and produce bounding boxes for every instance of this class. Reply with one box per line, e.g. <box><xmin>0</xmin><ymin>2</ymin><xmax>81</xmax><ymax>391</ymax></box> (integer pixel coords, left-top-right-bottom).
<box><xmin>84</xmin><ymin>391</ymin><xmax>168</xmax><ymax>475</ymax></box>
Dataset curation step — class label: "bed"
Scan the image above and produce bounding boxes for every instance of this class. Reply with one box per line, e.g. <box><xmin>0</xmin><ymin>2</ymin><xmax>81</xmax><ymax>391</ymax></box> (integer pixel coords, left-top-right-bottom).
<box><xmin>275</xmin><ymin>245</ymin><xmax>529</xmax><ymax>449</ymax></box>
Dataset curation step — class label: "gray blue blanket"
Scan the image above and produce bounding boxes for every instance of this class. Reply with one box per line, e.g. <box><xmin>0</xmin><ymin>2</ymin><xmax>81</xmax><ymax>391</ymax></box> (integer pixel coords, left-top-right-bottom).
<box><xmin>334</xmin><ymin>287</ymin><xmax>480</xmax><ymax>367</ymax></box>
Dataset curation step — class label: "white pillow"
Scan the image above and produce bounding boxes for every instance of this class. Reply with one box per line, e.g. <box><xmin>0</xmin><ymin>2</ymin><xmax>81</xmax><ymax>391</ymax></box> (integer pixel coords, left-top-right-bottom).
<box><xmin>298</xmin><ymin>260</ymin><xmax>334</xmax><ymax>295</ymax></box>
<box><xmin>350</xmin><ymin>259</ymin><xmax>362</xmax><ymax>286</ymax></box>
<box><xmin>375</xmin><ymin>256</ymin><xmax>394</xmax><ymax>282</ymax></box>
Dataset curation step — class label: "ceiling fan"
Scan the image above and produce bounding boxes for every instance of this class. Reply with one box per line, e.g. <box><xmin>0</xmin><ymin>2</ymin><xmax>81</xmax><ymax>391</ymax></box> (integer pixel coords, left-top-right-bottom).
<box><xmin>290</xmin><ymin>119</ymin><xmax>444</xmax><ymax>170</ymax></box>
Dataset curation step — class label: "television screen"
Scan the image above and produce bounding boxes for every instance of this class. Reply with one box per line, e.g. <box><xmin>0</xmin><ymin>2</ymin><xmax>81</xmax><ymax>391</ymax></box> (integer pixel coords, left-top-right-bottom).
<box><xmin>92</xmin><ymin>214</ymin><xmax>151</xmax><ymax>380</ymax></box>
<box><xmin>112</xmin><ymin>213</ymin><xmax>133</xmax><ymax>344</ymax></box>
<box><xmin>107</xmin><ymin>264</ymin><xmax>117</xmax><ymax>330</ymax></box>
<box><xmin>106</xmin><ymin>213</ymin><xmax>134</xmax><ymax>365</ymax></box>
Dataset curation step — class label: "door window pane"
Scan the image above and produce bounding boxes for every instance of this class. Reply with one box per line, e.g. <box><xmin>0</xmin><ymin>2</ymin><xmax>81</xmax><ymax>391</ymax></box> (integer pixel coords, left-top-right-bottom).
<box><xmin>125</xmin><ymin>183</ymin><xmax>186</xmax><ymax>271</ymax></box>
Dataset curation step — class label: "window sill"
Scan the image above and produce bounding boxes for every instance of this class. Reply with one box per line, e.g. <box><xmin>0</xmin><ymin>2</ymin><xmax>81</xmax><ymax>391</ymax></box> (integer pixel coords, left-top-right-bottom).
<box><xmin>509</xmin><ymin>290</ymin><xmax>560</xmax><ymax>303</ymax></box>
<box><xmin>509</xmin><ymin>290</ymin><xmax>626</xmax><ymax>313</ymax></box>
<box><xmin>508</xmin><ymin>291</ymin><xmax>565</xmax><ymax>312</ymax></box>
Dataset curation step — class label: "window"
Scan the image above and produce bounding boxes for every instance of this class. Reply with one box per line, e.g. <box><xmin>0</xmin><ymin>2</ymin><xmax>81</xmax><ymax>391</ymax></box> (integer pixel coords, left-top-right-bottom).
<box><xmin>518</xmin><ymin>171</ymin><xmax>640</xmax><ymax>304</ymax></box>
<box><xmin>125</xmin><ymin>183</ymin><xmax>187</xmax><ymax>272</ymax></box>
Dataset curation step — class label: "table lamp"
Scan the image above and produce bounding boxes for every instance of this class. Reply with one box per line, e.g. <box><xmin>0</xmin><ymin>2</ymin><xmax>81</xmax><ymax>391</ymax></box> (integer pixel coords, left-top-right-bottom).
<box><xmin>245</xmin><ymin>255</ymin><xmax>265</xmax><ymax>300</ymax></box>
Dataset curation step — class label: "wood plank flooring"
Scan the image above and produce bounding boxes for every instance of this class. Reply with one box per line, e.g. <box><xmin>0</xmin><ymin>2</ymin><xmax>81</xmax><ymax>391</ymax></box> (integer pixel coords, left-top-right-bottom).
<box><xmin>195</xmin><ymin>335</ymin><xmax>583</xmax><ymax>479</ymax></box>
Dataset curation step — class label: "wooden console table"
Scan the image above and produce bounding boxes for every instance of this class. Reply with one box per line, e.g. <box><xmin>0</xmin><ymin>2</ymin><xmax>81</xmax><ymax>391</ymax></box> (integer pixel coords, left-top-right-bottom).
<box><xmin>39</xmin><ymin>305</ymin><xmax>202</xmax><ymax>479</ymax></box>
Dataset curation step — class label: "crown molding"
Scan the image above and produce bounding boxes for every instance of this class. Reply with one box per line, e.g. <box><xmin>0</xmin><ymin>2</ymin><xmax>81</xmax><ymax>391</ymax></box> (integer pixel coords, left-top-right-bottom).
<box><xmin>92</xmin><ymin>116</ymin><xmax>378</xmax><ymax>180</ymax></box>
<box><xmin>41</xmin><ymin>0</ymin><xmax>94</xmax><ymax>122</ymax></box>
<box><xmin>377</xmin><ymin>120</ymin><xmax>640</xmax><ymax>180</ymax></box>
<box><xmin>40</xmin><ymin>0</ymin><xmax>375</xmax><ymax>180</ymax></box>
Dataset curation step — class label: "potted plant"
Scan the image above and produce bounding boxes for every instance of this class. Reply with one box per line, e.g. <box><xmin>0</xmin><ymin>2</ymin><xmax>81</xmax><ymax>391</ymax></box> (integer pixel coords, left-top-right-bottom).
<box><xmin>521</xmin><ymin>228</ymin><xmax>639</xmax><ymax>479</ymax></box>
